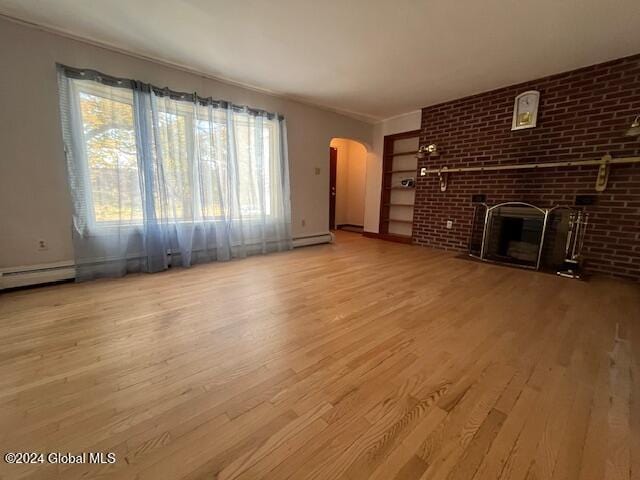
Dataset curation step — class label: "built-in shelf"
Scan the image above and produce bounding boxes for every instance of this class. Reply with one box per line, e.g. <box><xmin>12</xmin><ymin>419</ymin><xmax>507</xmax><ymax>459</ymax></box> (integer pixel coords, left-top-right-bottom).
<box><xmin>379</xmin><ymin>129</ymin><xmax>420</xmax><ymax>244</ymax></box>
<box><xmin>386</xmin><ymin>233</ymin><xmax>412</xmax><ymax>241</ymax></box>
<box><xmin>384</xmin><ymin>150</ymin><xmax>419</xmax><ymax>157</ymax></box>
<box><xmin>383</xmin><ymin>218</ymin><xmax>413</xmax><ymax>224</ymax></box>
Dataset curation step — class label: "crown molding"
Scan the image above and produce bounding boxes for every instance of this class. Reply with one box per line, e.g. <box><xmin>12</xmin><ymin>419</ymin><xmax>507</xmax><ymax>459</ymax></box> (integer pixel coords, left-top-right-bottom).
<box><xmin>376</xmin><ymin>110</ymin><xmax>422</xmax><ymax>124</ymax></box>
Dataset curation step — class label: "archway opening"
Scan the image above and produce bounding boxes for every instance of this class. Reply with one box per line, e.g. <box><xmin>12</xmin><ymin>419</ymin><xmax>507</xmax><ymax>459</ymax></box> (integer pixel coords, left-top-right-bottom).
<box><xmin>329</xmin><ymin>138</ymin><xmax>368</xmax><ymax>233</ymax></box>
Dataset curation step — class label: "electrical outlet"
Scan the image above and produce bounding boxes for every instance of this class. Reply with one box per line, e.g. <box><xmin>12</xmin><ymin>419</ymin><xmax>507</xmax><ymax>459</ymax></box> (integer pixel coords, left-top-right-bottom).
<box><xmin>446</xmin><ymin>220</ymin><xmax>453</xmax><ymax>230</ymax></box>
<box><xmin>37</xmin><ymin>239</ymin><xmax>48</xmax><ymax>251</ymax></box>
<box><xmin>301</xmin><ymin>219</ymin><xmax>306</xmax><ymax>227</ymax></box>
<box><xmin>314</xmin><ymin>167</ymin><xmax>321</xmax><ymax>175</ymax></box>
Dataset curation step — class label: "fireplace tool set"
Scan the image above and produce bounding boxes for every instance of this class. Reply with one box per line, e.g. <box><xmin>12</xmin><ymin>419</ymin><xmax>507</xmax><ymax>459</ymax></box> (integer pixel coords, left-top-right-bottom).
<box><xmin>557</xmin><ymin>210</ymin><xmax>589</xmax><ymax>279</ymax></box>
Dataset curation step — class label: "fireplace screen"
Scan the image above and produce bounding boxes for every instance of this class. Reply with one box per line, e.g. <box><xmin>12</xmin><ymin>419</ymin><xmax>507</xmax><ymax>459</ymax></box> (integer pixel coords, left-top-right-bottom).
<box><xmin>470</xmin><ymin>202</ymin><xmax>554</xmax><ymax>270</ymax></box>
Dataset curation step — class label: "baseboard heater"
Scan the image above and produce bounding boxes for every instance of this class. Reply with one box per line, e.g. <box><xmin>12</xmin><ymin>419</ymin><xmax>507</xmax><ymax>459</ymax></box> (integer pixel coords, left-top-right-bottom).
<box><xmin>1</xmin><ymin>233</ymin><xmax>333</xmax><ymax>290</ymax></box>
<box><xmin>292</xmin><ymin>232</ymin><xmax>334</xmax><ymax>248</ymax></box>
<box><xmin>0</xmin><ymin>261</ymin><xmax>76</xmax><ymax>290</ymax></box>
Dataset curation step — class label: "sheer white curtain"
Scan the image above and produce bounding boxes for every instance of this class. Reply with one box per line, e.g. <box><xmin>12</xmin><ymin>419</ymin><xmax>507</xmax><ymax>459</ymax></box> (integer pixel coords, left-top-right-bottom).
<box><xmin>58</xmin><ymin>66</ymin><xmax>292</xmax><ymax>281</ymax></box>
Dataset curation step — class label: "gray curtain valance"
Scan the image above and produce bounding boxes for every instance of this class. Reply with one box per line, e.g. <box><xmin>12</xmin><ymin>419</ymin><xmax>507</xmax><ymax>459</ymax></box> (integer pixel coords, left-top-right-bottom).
<box><xmin>57</xmin><ymin>64</ymin><xmax>284</xmax><ymax>120</ymax></box>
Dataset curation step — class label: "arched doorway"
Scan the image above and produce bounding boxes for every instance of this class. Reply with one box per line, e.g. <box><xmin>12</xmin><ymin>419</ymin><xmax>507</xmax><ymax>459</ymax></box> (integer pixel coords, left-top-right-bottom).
<box><xmin>329</xmin><ymin>138</ymin><xmax>368</xmax><ymax>233</ymax></box>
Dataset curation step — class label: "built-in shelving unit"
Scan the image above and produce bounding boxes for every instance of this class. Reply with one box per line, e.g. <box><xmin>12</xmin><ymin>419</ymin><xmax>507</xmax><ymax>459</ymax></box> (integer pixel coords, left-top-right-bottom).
<box><xmin>378</xmin><ymin>130</ymin><xmax>420</xmax><ymax>243</ymax></box>
<box><xmin>387</xmin><ymin>150</ymin><xmax>419</xmax><ymax>157</ymax></box>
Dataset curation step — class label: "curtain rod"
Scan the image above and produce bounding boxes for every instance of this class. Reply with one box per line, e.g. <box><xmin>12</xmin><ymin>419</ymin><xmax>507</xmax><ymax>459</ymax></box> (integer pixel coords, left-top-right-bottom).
<box><xmin>419</xmin><ymin>156</ymin><xmax>640</xmax><ymax>175</ymax></box>
<box><xmin>418</xmin><ymin>155</ymin><xmax>640</xmax><ymax>192</ymax></box>
<box><xmin>57</xmin><ymin>64</ymin><xmax>284</xmax><ymax>121</ymax></box>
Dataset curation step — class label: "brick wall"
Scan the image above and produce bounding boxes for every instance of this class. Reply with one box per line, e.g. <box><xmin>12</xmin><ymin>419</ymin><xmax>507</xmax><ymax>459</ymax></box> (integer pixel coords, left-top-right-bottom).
<box><xmin>413</xmin><ymin>54</ymin><xmax>640</xmax><ymax>281</ymax></box>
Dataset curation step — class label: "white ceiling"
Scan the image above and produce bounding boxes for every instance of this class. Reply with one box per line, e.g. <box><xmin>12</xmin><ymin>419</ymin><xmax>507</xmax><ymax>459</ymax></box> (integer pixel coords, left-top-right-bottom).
<box><xmin>1</xmin><ymin>0</ymin><xmax>639</xmax><ymax>122</ymax></box>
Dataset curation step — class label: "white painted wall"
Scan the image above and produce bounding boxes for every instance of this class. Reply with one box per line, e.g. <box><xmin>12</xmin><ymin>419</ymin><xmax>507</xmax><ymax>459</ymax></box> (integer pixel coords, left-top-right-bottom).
<box><xmin>0</xmin><ymin>18</ymin><xmax>373</xmax><ymax>269</ymax></box>
<box><xmin>363</xmin><ymin>111</ymin><xmax>422</xmax><ymax>233</ymax></box>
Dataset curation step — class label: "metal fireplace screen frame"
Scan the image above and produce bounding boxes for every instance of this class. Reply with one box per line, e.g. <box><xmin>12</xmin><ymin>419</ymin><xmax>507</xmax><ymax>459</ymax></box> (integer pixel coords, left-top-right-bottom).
<box><xmin>469</xmin><ymin>202</ymin><xmax>557</xmax><ymax>270</ymax></box>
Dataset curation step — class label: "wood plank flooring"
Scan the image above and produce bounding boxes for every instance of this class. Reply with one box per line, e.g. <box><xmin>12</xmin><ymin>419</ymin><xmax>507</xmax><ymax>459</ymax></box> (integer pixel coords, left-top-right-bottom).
<box><xmin>0</xmin><ymin>231</ymin><xmax>638</xmax><ymax>479</ymax></box>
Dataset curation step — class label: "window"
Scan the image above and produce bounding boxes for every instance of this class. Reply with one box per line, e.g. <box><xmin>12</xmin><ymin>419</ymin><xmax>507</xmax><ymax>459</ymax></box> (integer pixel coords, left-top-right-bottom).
<box><xmin>59</xmin><ymin>65</ymin><xmax>291</xmax><ymax>279</ymax></box>
<box><xmin>77</xmin><ymin>84</ymin><xmax>142</xmax><ymax>224</ymax></box>
<box><xmin>72</xmin><ymin>80</ymin><xmax>277</xmax><ymax>226</ymax></box>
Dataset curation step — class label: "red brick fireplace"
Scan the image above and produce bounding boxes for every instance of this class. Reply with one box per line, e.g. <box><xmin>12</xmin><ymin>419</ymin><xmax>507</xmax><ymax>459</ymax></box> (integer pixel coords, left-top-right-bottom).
<box><xmin>413</xmin><ymin>54</ymin><xmax>640</xmax><ymax>281</ymax></box>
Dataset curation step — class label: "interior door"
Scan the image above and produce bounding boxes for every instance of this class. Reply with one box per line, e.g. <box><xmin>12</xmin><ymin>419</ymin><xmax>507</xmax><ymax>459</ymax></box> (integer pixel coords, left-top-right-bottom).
<box><xmin>329</xmin><ymin>147</ymin><xmax>337</xmax><ymax>230</ymax></box>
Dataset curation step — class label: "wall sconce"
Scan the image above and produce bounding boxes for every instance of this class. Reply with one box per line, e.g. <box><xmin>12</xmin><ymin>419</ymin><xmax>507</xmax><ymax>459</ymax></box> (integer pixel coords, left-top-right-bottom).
<box><xmin>416</xmin><ymin>143</ymin><xmax>439</xmax><ymax>159</ymax></box>
<box><xmin>626</xmin><ymin>115</ymin><xmax>640</xmax><ymax>139</ymax></box>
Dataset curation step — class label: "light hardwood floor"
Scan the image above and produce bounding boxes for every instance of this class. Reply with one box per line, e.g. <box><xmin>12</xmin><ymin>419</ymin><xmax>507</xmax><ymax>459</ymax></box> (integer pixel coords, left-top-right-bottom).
<box><xmin>0</xmin><ymin>231</ymin><xmax>638</xmax><ymax>480</ymax></box>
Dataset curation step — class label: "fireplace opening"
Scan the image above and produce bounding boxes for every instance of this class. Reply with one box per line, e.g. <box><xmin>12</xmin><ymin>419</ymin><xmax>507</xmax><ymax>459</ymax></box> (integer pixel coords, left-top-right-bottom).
<box><xmin>469</xmin><ymin>202</ymin><xmax>562</xmax><ymax>270</ymax></box>
<box><xmin>485</xmin><ymin>206</ymin><xmax>546</xmax><ymax>268</ymax></box>
<box><xmin>469</xmin><ymin>202</ymin><xmax>574</xmax><ymax>271</ymax></box>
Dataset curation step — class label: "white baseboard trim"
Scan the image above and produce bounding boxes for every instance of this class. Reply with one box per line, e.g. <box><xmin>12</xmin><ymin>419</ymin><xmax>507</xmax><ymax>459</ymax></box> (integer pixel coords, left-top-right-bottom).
<box><xmin>0</xmin><ymin>261</ymin><xmax>76</xmax><ymax>290</ymax></box>
<box><xmin>1</xmin><ymin>234</ymin><xmax>334</xmax><ymax>289</ymax></box>
<box><xmin>292</xmin><ymin>232</ymin><xmax>334</xmax><ymax>248</ymax></box>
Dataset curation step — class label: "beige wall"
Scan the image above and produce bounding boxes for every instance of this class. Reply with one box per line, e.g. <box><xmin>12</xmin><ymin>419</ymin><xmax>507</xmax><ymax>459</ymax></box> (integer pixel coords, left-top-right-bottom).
<box><xmin>346</xmin><ymin>140</ymin><xmax>367</xmax><ymax>226</ymax></box>
<box><xmin>363</xmin><ymin>111</ymin><xmax>422</xmax><ymax>233</ymax></box>
<box><xmin>0</xmin><ymin>18</ymin><xmax>373</xmax><ymax>269</ymax></box>
<box><xmin>331</xmin><ymin>139</ymin><xmax>350</xmax><ymax>226</ymax></box>
<box><xmin>330</xmin><ymin>138</ymin><xmax>367</xmax><ymax>227</ymax></box>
